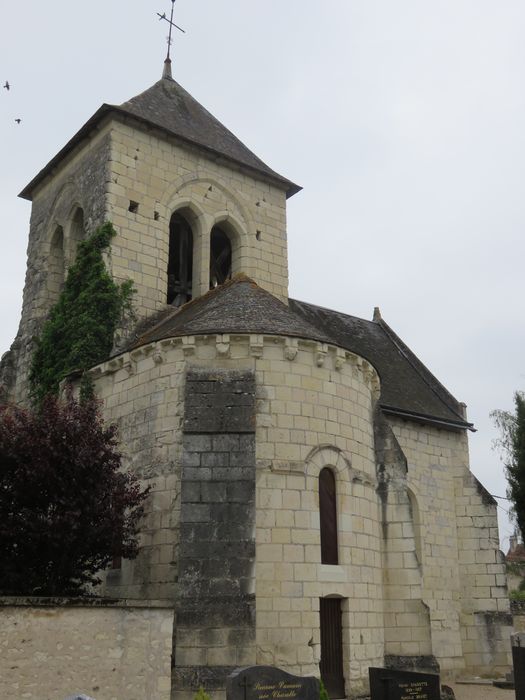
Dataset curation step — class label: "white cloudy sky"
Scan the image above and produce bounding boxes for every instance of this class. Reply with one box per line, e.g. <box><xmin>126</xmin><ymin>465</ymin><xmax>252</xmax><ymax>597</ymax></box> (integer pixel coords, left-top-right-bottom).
<box><xmin>1</xmin><ymin>1</ymin><xmax>523</xmax><ymax>547</ymax></box>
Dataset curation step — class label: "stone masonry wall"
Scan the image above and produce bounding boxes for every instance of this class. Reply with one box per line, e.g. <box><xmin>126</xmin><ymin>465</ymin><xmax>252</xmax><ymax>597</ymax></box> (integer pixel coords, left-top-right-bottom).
<box><xmin>7</xmin><ymin>334</ymin><xmax>503</xmax><ymax>696</ymax></box>
<box><xmin>89</xmin><ymin>332</ymin><xmax>383</xmax><ymax>699</ymax></box>
<box><xmin>0</xmin><ymin>598</ymin><xmax>174</xmax><ymax>700</ymax></box>
<box><xmin>455</xmin><ymin>472</ymin><xmax>512</xmax><ymax>674</ymax></box>
<box><xmin>86</xmin><ymin>332</ymin><xmax>509</xmax><ymax>694</ymax></box>
<box><xmin>374</xmin><ymin>410</ymin><xmax>435</xmax><ymax>674</ymax></box>
<box><xmin>173</xmin><ymin>368</ymin><xmax>256</xmax><ymax>697</ymax></box>
<box><xmin>253</xmin><ymin>338</ymin><xmax>383</xmax><ymax>699</ymax></box>
<box><xmin>105</xmin><ymin>119</ymin><xmax>290</xmax><ymax>322</ymax></box>
<box><xmin>94</xmin><ymin>345</ymin><xmax>187</xmax><ymax>601</ymax></box>
<box><xmin>389</xmin><ymin>416</ymin><xmax>512</xmax><ymax>676</ymax></box>
<box><xmin>2</xmin><ymin>126</ymin><xmax>112</xmax><ymax>405</ymax></box>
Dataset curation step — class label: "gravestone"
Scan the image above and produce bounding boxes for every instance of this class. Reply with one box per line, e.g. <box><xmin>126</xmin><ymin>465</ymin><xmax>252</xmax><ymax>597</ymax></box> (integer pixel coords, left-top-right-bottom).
<box><xmin>227</xmin><ymin>666</ymin><xmax>319</xmax><ymax>700</ymax></box>
<box><xmin>369</xmin><ymin>667</ymin><xmax>440</xmax><ymax>700</ymax></box>
<box><xmin>512</xmin><ymin>632</ymin><xmax>525</xmax><ymax>700</ymax></box>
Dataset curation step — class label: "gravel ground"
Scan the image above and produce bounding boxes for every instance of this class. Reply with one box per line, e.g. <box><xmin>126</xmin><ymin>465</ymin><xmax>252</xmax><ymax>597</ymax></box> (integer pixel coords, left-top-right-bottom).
<box><xmin>448</xmin><ymin>682</ymin><xmax>514</xmax><ymax>700</ymax></box>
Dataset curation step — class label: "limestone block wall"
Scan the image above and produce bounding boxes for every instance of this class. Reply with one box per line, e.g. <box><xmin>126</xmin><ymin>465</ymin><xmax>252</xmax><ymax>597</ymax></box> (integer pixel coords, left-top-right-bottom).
<box><xmin>389</xmin><ymin>417</ymin><xmax>512</xmax><ymax>676</ymax></box>
<box><xmin>89</xmin><ymin>333</ymin><xmax>383</xmax><ymax>698</ymax></box>
<box><xmin>2</xmin><ymin>125</ymin><xmax>112</xmax><ymax>404</ymax></box>
<box><xmin>374</xmin><ymin>412</ymin><xmax>434</xmax><ymax>673</ymax></box>
<box><xmin>105</xmin><ymin>119</ymin><xmax>289</xmax><ymax>319</ymax></box>
<box><xmin>0</xmin><ymin>598</ymin><xmax>174</xmax><ymax>700</ymax></box>
<box><xmin>253</xmin><ymin>338</ymin><xmax>383</xmax><ymax>699</ymax></box>
<box><xmin>173</xmin><ymin>368</ymin><xmax>257</xmax><ymax>696</ymax></box>
<box><xmin>67</xmin><ymin>333</ymin><xmax>509</xmax><ymax>694</ymax></box>
<box><xmin>93</xmin><ymin>344</ymin><xmax>187</xmax><ymax>600</ymax></box>
<box><xmin>455</xmin><ymin>471</ymin><xmax>512</xmax><ymax>674</ymax></box>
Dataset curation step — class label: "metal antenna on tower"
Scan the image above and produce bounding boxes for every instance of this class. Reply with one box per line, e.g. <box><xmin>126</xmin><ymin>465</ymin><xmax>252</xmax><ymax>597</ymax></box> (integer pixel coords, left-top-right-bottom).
<box><xmin>157</xmin><ymin>0</ymin><xmax>185</xmax><ymax>78</ymax></box>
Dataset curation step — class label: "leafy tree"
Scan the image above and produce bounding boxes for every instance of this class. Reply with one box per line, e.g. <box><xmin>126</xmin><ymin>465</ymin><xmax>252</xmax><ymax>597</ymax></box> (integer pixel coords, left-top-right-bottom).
<box><xmin>491</xmin><ymin>391</ymin><xmax>525</xmax><ymax>541</ymax></box>
<box><xmin>0</xmin><ymin>391</ymin><xmax>149</xmax><ymax>596</ymax></box>
<box><xmin>29</xmin><ymin>222</ymin><xmax>134</xmax><ymax>405</ymax></box>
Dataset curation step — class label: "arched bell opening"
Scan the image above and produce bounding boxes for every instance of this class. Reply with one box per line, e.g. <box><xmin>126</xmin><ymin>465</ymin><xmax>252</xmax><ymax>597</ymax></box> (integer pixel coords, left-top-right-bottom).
<box><xmin>167</xmin><ymin>212</ymin><xmax>193</xmax><ymax>306</ymax></box>
<box><xmin>209</xmin><ymin>226</ymin><xmax>232</xmax><ymax>289</ymax></box>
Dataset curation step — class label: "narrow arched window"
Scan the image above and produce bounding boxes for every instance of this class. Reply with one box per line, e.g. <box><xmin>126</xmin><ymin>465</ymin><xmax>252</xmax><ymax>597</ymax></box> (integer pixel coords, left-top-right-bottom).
<box><xmin>319</xmin><ymin>467</ymin><xmax>338</xmax><ymax>565</ymax></box>
<box><xmin>49</xmin><ymin>226</ymin><xmax>65</xmax><ymax>298</ymax></box>
<box><xmin>69</xmin><ymin>208</ymin><xmax>84</xmax><ymax>265</ymax></box>
<box><xmin>209</xmin><ymin>226</ymin><xmax>232</xmax><ymax>289</ymax></box>
<box><xmin>167</xmin><ymin>213</ymin><xmax>193</xmax><ymax>306</ymax></box>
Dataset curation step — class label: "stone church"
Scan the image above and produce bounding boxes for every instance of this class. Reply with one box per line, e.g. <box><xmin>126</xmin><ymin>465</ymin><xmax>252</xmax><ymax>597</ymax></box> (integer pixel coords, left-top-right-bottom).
<box><xmin>0</xmin><ymin>54</ymin><xmax>513</xmax><ymax>698</ymax></box>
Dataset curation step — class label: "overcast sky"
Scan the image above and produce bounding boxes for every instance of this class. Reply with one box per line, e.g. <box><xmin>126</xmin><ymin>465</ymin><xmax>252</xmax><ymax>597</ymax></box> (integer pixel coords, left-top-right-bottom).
<box><xmin>1</xmin><ymin>1</ymin><xmax>523</xmax><ymax>547</ymax></box>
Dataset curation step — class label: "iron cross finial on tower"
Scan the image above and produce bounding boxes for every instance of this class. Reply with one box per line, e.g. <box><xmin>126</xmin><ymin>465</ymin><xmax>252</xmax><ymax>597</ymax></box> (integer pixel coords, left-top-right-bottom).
<box><xmin>157</xmin><ymin>0</ymin><xmax>185</xmax><ymax>79</ymax></box>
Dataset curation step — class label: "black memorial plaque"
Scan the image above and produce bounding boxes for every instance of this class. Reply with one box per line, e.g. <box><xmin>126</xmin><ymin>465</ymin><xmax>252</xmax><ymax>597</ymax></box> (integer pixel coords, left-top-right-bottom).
<box><xmin>227</xmin><ymin>666</ymin><xmax>319</xmax><ymax>700</ymax></box>
<box><xmin>513</xmin><ymin>643</ymin><xmax>525</xmax><ymax>700</ymax></box>
<box><xmin>369</xmin><ymin>667</ymin><xmax>440</xmax><ymax>700</ymax></box>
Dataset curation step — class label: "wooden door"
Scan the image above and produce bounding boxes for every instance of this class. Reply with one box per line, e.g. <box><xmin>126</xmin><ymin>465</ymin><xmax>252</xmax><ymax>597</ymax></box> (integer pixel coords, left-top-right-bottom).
<box><xmin>320</xmin><ymin>598</ymin><xmax>345</xmax><ymax>698</ymax></box>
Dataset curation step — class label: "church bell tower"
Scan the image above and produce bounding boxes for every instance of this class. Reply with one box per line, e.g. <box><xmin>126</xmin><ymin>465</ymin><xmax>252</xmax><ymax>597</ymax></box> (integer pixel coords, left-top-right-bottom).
<box><xmin>3</xmin><ymin>38</ymin><xmax>300</xmax><ymax>405</ymax></box>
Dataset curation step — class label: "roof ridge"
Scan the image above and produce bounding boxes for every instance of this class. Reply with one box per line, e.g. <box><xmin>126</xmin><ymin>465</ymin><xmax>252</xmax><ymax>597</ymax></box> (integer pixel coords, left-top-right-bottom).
<box><xmin>376</xmin><ymin>316</ymin><xmax>467</xmax><ymax>423</ymax></box>
<box><xmin>290</xmin><ymin>297</ymin><xmax>374</xmax><ymax>326</ymax></box>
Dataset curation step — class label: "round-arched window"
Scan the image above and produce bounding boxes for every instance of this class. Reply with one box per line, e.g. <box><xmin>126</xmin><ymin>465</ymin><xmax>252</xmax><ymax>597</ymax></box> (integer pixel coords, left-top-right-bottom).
<box><xmin>319</xmin><ymin>467</ymin><xmax>338</xmax><ymax>565</ymax></box>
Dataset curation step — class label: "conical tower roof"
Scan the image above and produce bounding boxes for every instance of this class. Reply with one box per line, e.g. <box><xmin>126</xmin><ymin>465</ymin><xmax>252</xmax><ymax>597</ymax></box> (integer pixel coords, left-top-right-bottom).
<box><xmin>118</xmin><ymin>75</ymin><xmax>300</xmax><ymax>196</ymax></box>
<box><xmin>20</xmin><ymin>74</ymin><xmax>300</xmax><ymax>200</ymax></box>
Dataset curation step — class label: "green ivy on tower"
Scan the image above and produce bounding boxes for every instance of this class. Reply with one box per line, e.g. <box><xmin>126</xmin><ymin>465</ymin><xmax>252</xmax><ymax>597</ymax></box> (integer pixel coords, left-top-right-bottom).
<box><xmin>30</xmin><ymin>222</ymin><xmax>134</xmax><ymax>405</ymax></box>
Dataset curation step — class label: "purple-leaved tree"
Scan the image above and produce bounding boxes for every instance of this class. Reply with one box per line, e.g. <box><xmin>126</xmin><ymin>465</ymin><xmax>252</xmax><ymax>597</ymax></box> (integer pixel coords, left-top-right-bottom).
<box><xmin>0</xmin><ymin>392</ymin><xmax>149</xmax><ymax>596</ymax></box>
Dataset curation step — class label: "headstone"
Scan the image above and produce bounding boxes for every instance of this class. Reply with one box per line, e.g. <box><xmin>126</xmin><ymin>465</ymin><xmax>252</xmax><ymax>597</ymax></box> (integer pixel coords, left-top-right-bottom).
<box><xmin>227</xmin><ymin>666</ymin><xmax>319</xmax><ymax>700</ymax></box>
<box><xmin>512</xmin><ymin>632</ymin><xmax>525</xmax><ymax>700</ymax></box>
<box><xmin>369</xmin><ymin>667</ymin><xmax>440</xmax><ymax>700</ymax></box>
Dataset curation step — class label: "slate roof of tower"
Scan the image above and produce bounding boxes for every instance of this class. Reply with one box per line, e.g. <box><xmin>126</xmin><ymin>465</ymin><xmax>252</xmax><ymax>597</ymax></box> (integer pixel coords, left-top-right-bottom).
<box><xmin>19</xmin><ymin>76</ymin><xmax>300</xmax><ymax>200</ymax></box>
<box><xmin>123</xmin><ymin>277</ymin><xmax>472</xmax><ymax>431</ymax></box>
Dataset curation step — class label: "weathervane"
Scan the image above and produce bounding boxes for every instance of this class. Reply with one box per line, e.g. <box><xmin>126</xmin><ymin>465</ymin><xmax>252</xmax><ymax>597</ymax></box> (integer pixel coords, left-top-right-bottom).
<box><xmin>157</xmin><ymin>0</ymin><xmax>185</xmax><ymax>65</ymax></box>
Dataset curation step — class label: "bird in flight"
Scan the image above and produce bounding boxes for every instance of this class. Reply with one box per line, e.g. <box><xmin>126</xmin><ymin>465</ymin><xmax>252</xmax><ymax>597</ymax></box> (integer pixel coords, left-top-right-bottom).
<box><xmin>3</xmin><ymin>81</ymin><xmax>10</xmax><ymax>90</ymax></box>
<box><xmin>15</xmin><ymin>118</ymin><xmax>21</xmax><ymax>124</ymax></box>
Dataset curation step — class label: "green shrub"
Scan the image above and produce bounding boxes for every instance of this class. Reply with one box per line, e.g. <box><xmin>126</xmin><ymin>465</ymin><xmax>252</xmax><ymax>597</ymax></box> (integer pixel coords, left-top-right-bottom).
<box><xmin>194</xmin><ymin>687</ymin><xmax>211</xmax><ymax>700</ymax></box>
<box><xmin>319</xmin><ymin>678</ymin><xmax>329</xmax><ymax>700</ymax></box>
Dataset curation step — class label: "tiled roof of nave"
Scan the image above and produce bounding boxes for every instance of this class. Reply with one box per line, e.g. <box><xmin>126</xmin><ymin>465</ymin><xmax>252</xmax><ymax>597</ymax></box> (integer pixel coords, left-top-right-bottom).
<box><xmin>121</xmin><ymin>277</ymin><xmax>471</xmax><ymax>430</ymax></box>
